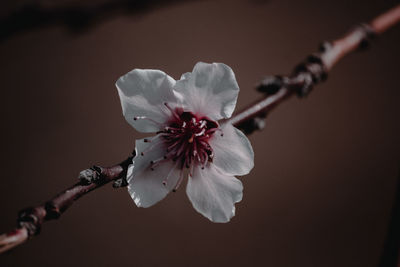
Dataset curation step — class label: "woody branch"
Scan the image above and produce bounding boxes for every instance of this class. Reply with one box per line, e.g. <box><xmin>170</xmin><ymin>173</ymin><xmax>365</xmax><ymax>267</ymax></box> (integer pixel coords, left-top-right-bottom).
<box><xmin>0</xmin><ymin>3</ymin><xmax>399</xmax><ymax>256</ymax></box>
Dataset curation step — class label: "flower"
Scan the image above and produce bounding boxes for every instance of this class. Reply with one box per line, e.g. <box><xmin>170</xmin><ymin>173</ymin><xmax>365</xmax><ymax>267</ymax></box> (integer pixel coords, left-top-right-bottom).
<box><xmin>116</xmin><ymin>62</ymin><xmax>254</xmax><ymax>223</ymax></box>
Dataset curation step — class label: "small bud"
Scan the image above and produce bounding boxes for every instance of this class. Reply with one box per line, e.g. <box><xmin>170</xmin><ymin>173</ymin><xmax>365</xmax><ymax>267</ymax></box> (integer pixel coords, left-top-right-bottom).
<box><xmin>253</xmin><ymin>117</ymin><xmax>266</xmax><ymax>130</ymax></box>
<box><xmin>113</xmin><ymin>178</ymin><xmax>128</xmax><ymax>188</ymax></box>
<box><xmin>78</xmin><ymin>166</ymin><xmax>101</xmax><ymax>184</ymax></box>
<box><xmin>257</xmin><ymin>75</ymin><xmax>283</xmax><ymax>95</ymax></box>
<box><xmin>318</xmin><ymin>41</ymin><xmax>332</xmax><ymax>52</ymax></box>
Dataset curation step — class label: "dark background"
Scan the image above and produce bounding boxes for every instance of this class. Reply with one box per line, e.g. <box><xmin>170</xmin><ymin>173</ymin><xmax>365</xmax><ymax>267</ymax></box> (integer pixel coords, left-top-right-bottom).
<box><xmin>0</xmin><ymin>0</ymin><xmax>399</xmax><ymax>266</ymax></box>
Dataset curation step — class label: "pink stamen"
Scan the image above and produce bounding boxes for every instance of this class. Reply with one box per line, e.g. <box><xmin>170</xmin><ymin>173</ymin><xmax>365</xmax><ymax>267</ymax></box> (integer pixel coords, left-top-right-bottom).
<box><xmin>133</xmin><ymin>116</ymin><xmax>164</xmax><ymax>127</ymax></box>
<box><xmin>195</xmin><ymin>128</ymin><xmax>206</xmax><ymax>137</ymax></box>
<box><xmin>140</xmin><ymin>138</ymin><xmax>163</xmax><ymax>156</ymax></box>
<box><xmin>164</xmin><ymin>102</ymin><xmax>180</xmax><ymax>120</ymax></box>
<box><xmin>167</xmin><ymin>140</ymin><xmax>181</xmax><ymax>152</ymax></box>
<box><xmin>199</xmin><ymin>120</ymin><xmax>207</xmax><ymax>128</ymax></box>
<box><xmin>141</xmin><ymin>109</ymin><xmax>218</xmax><ymax>192</ymax></box>
<box><xmin>172</xmin><ymin>169</ymin><xmax>185</xmax><ymax>192</ymax></box>
<box><xmin>162</xmin><ymin>160</ymin><xmax>179</xmax><ymax>186</ymax></box>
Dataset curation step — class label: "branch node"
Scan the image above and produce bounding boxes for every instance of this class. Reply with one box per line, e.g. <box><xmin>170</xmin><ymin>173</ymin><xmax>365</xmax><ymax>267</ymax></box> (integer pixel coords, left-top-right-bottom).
<box><xmin>17</xmin><ymin>207</ymin><xmax>45</xmax><ymax>237</ymax></box>
<box><xmin>257</xmin><ymin>75</ymin><xmax>285</xmax><ymax>95</ymax></box>
<box><xmin>356</xmin><ymin>23</ymin><xmax>377</xmax><ymax>50</ymax></box>
<box><xmin>238</xmin><ymin>113</ymin><xmax>267</xmax><ymax>135</ymax></box>
<box><xmin>318</xmin><ymin>41</ymin><xmax>333</xmax><ymax>52</ymax></box>
<box><xmin>291</xmin><ymin>54</ymin><xmax>327</xmax><ymax>97</ymax></box>
<box><xmin>253</xmin><ymin>117</ymin><xmax>266</xmax><ymax>130</ymax></box>
<box><xmin>78</xmin><ymin>165</ymin><xmax>102</xmax><ymax>184</ymax></box>
<box><xmin>112</xmin><ymin>177</ymin><xmax>128</xmax><ymax>188</ymax></box>
<box><xmin>44</xmin><ymin>202</ymin><xmax>61</xmax><ymax>220</ymax></box>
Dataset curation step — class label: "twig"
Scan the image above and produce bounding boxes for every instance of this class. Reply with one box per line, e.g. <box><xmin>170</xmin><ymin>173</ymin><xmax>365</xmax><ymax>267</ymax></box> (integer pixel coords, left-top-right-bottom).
<box><xmin>1</xmin><ymin>3</ymin><xmax>400</xmax><ymax>256</ymax></box>
<box><xmin>229</xmin><ymin>4</ymin><xmax>400</xmax><ymax>134</ymax></box>
<box><xmin>0</xmin><ymin>156</ymin><xmax>133</xmax><ymax>254</ymax></box>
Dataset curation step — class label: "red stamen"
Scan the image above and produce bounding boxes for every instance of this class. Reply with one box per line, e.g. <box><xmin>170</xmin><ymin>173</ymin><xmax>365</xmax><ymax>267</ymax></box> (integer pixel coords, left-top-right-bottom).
<box><xmin>143</xmin><ymin>108</ymin><xmax>219</xmax><ymax>192</ymax></box>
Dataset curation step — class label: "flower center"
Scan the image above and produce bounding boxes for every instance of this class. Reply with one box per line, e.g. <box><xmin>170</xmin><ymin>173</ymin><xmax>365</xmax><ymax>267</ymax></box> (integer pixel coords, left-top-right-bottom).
<box><xmin>160</xmin><ymin>105</ymin><xmax>219</xmax><ymax>169</ymax></box>
<box><xmin>134</xmin><ymin>103</ymin><xmax>221</xmax><ymax>190</ymax></box>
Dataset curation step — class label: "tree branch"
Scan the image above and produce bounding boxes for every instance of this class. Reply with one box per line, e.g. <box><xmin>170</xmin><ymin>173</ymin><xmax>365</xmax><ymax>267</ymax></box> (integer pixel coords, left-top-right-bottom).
<box><xmin>0</xmin><ymin>155</ymin><xmax>133</xmax><ymax>254</ymax></box>
<box><xmin>229</xmin><ymin>4</ymin><xmax>400</xmax><ymax>134</ymax></box>
<box><xmin>0</xmin><ymin>3</ymin><xmax>399</xmax><ymax>256</ymax></box>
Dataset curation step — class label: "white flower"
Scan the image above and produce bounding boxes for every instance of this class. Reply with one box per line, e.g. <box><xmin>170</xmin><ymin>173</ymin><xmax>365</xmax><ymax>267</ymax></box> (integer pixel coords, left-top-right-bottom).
<box><xmin>116</xmin><ymin>62</ymin><xmax>254</xmax><ymax>223</ymax></box>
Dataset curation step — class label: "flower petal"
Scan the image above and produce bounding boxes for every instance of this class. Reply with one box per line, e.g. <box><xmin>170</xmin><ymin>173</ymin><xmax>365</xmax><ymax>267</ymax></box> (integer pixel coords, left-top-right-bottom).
<box><xmin>186</xmin><ymin>164</ymin><xmax>243</xmax><ymax>223</ymax></box>
<box><xmin>174</xmin><ymin>62</ymin><xmax>239</xmax><ymax>120</ymax></box>
<box><xmin>127</xmin><ymin>137</ymin><xmax>181</xmax><ymax>208</ymax></box>
<box><xmin>209</xmin><ymin>123</ymin><xmax>254</xmax><ymax>176</ymax></box>
<box><xmin>180</xmin><ymin>72</ymin><xmax>191</xmax><ymax>80</ymax></box>
<box><xmin>116</xmin><ymin>69</ymin><xmax>177</xmax><ymax>133</ymax></box>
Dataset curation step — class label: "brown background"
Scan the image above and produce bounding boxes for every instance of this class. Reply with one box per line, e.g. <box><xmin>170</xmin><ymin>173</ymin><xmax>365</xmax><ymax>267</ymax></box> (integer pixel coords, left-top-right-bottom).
<box><xmin>1</xmin><ymin>0</ymin><xmax>399</xmax><ymax>266</ymax></box>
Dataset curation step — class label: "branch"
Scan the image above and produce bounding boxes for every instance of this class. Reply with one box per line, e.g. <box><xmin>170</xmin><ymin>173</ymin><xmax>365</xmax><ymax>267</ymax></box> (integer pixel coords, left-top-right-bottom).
<box><xmin>0</xmin><ymin>155</ymin><xmax>133</xmax><ymax>254</ymax></box>
<box><xmin>1</xmin><ymin>3</ymin><xmax>400</xmax><ymax>256</ymax></box>
<box><xmin>229</xmin><ymin>4</ymin><xmax>400</xmax><ymax>134</ymax></box>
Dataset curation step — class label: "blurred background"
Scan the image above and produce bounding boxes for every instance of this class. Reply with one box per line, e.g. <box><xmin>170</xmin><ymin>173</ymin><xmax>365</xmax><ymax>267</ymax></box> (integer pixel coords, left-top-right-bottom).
<box><xmin>0</xmin><ymin>0</ymin><xmax>399</xmax><ymax>266</ymax></box>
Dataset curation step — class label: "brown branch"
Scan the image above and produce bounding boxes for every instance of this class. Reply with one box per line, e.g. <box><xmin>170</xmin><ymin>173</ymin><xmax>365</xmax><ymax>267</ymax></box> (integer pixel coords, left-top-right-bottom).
<box><xmin>0</xmin><ymin>3</ymin><xmax>400</xmax><ymax>256</ymax></box>
<box><xmin>229</xmin><ymin>4</ymin><xmax>400</xmax><ymax>134</ymax></box>
<box><xmin>0</xmin><ymin>155</ymin><xmax>133</xmax><ymax>254</ymax></box>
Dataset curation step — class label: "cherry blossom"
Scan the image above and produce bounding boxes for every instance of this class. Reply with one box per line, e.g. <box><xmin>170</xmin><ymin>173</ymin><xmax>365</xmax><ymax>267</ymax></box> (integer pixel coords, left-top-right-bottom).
<box><xmin>116</xmin><ymin>62</ymin><xmax>254</xmax><ymax>223</ymax></box>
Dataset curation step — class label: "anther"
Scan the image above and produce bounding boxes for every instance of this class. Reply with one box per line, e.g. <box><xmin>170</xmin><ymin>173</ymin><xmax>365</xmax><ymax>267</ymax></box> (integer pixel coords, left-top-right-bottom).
<box><xmin>162</xmin><ymin>160</ymin><xmax>179</xmax><ymax>187</ymax></box>
<box><xmin>149</xmin><ymin>156</ymin><xmax>168</xmax><ymax>170</ymax></box>
<box><xmin>173</xmin><ymin>170</ymin><xmax>185</xmax><ymax>192</ymax></box>
<box><xmin>133</xmin><ymin>116</ymin><xmax>163</xmax><ymax>126</ymax></box>
<box><xmin>199</xmin><ymin>120</ymin><xmax>207</xmax><ymax>128</ymax></box>
<box><xmin>214</xmin><ymin>128</ymin><xmax>224</xmax><ymax>136</ymax></box>
<box><xmin>195</xmin><ymin>129</ymin><xmax>206</xmax><ymax>137</ymax></box>
<box><xmin>188</xmin><ymin>135</ymin><xmax>194</xmax><ymax>143</ymax></box>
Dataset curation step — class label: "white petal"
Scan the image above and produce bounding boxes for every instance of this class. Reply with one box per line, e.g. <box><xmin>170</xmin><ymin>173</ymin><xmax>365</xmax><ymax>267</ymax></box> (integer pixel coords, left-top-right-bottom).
<box><xmin>209</xmin><ymin>123</ymin><xmax>254</xmax><ymax>176</ymax></box>
<box><xmin>127</xmin><ymin>137</ymin><xmax>181</xmax><ymax>208</ymax></box>
<box><xmin>174</xmin><ymin>62</ymin><xmax>239</xmax><ymax>120</ymax></box>
<box><xmin>180</xmin><ymin>72</ymin><xmax>191</xmax><ymax>80</ymax></box>
<box><xmin>116</xmin><ymin>69</ymin><xmax>177</xmax><ymax>133</ymax></box>
<box><xmin>186</xmin><ymin>164</ymin><xmax>243</xmax><ymax>223</ymax></box>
